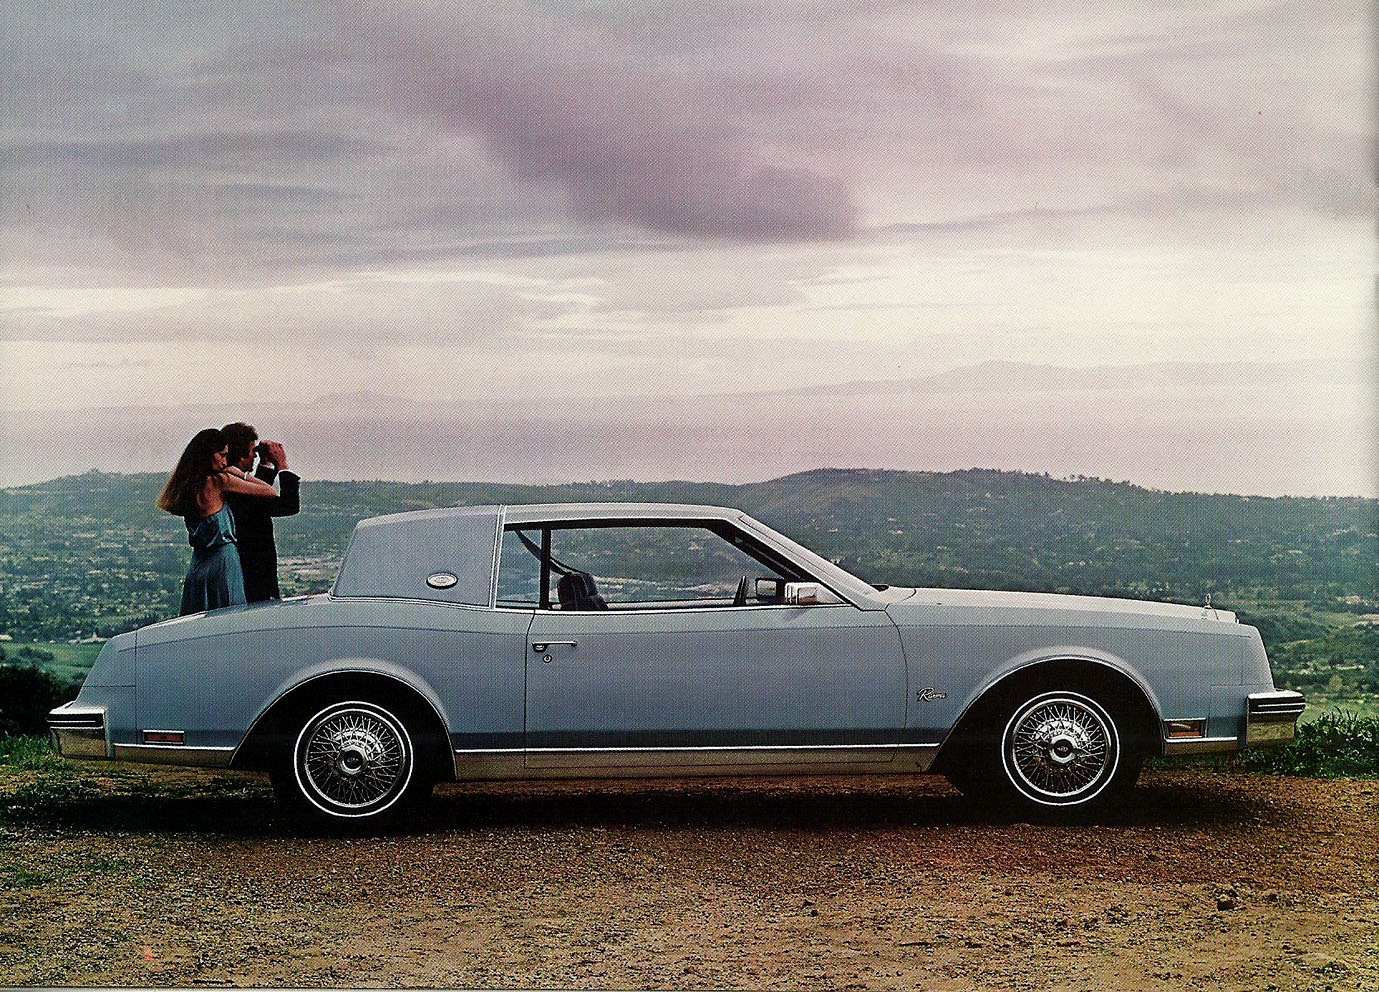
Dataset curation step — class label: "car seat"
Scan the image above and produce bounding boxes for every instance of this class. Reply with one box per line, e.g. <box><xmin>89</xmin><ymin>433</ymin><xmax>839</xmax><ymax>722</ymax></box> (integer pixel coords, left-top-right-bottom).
<box><xmin>556</xmin><ymin>570</ymin><xmax>609</xmax><ymax>610</ymax></box>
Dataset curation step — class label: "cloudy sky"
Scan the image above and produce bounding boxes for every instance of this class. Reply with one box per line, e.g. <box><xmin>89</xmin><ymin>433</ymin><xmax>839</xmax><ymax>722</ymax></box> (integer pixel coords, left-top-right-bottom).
<box><xmin>1</xmin><ymin>2</ymin><xmax>1374</xmax><ymax>493</ymax></box>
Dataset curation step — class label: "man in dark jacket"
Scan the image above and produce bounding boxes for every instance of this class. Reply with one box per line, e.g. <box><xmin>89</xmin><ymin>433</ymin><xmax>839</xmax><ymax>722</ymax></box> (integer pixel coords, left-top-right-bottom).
<box><xmin>221</xmin><ymin>422</ymin><xmax>300</xmax><ymax>603</ymax></box>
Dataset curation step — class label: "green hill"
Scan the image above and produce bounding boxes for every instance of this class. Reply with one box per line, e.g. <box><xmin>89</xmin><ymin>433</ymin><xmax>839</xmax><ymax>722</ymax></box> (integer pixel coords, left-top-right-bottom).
<box><xmin>1</xmin><ymin>469</ymin><xmax>1375</xmax><ymax>706</ymax></box>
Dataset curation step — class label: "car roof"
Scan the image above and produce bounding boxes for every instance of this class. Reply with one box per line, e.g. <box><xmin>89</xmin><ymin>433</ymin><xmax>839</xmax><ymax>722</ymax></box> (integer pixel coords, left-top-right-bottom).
<box><xmin>502</xmin><ymin>503</ymin><xmax>743</xmax><ymax>525</ymax></box>
<box><xmin>353</xmin><ymin>503</ymin><xmax>746</xmax><ymax>528</ymax></box>
<box><xmin>341</xmin><ymin>502</ymin><xmax>883</xmax><ymax>609</ymax></box>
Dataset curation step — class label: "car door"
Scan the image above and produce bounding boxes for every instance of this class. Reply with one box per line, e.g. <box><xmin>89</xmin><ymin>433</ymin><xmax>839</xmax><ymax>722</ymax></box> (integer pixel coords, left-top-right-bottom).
<box><xmin>518</xmin><ymin>522</ymin><xmax>906</xmax><ymax>770</ymax></box>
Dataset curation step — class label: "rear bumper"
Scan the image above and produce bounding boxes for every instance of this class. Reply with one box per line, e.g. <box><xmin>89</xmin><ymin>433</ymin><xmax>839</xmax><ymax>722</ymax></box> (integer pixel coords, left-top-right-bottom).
<box><xmin>47</xmin><ymin>704</ymin><xmax>110</xmax><ymax>759</ymax></box>
<box><xmin>48</xmin><ymin>703</ymin><xmax>233</xmax><ymax>767</ymax></box>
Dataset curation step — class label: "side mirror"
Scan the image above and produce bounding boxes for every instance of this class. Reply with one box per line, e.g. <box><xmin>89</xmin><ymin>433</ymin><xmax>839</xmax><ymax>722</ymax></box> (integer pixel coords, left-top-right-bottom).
<box><xmin>754</xmin><ymin>577</ymin><xmax>782</xmax><ymax>602</ymax></box>
<box><xmin>783</xmin><ymin>581</ymin><xmax>820</xmax><ymax>605</ymax></box>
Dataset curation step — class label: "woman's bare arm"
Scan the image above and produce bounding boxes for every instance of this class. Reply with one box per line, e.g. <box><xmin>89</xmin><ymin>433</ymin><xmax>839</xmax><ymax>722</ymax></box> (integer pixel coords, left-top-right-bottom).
<box><xmin>219</xmin><ymin>470</ymin><xmax>279</xmax><ymax>499</ymax></box>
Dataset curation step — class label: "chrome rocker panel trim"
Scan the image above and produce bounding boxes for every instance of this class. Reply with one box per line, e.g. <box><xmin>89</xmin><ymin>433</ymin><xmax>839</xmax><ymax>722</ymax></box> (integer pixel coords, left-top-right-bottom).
<box><xmin>1161</xmin><ymin>735</ymin><xmax>1242</xmax><ymax>756</ymax></box>
<box><xmin>453</xmin><ymin>742</ymin><xmax>940</xmax><ymax>780</ymax></box>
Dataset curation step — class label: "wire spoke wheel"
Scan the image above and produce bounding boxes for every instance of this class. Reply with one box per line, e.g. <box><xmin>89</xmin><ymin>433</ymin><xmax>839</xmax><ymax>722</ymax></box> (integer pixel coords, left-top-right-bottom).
<box><xmin>293</xmin><ymin>701</ymin><xmax>414</xmax><ymax>818</ymax></box>
<box><xmin>1001</xmin><ymin>692</ymin><xmax>1119</xmax><ymax>806</ymax></box>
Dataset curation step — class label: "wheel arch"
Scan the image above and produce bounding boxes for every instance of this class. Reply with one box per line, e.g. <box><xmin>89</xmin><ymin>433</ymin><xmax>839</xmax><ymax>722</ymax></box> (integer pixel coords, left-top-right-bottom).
<box><xmin>230</xmin><ymin>667</ymin><xmax>455</xmax><ymax>779</ymax></box>
<box><xmin>933</xmin><ymin>653</ymin><xmax>1163</xmax><ymax>771</ymax></box>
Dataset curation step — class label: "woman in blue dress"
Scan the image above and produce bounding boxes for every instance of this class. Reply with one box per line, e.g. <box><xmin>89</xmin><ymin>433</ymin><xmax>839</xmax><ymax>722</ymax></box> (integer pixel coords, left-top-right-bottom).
<box><xmin>157</xmin><ymin>428</ymin><xmax>279</xmax><ymax>614</ymax></box>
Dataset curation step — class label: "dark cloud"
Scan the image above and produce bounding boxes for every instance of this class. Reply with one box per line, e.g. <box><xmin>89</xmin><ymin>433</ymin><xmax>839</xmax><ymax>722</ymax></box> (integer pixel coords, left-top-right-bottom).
<box><xmin>0</xmin><ymin>1</ymin><xmax>1368</xmax><ymax>284</ymax></box>
<box><xmin>349</xmin><ymin>3</ymin><xmax>858</xmax><ymax>241</ymax></box>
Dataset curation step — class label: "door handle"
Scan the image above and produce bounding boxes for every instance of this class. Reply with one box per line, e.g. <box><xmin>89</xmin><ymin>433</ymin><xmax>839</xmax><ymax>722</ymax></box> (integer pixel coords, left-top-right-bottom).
<box><xmin>531</xmin><ymin>641</ymin><xmax>577</xmax><ymax>653</ymax></box>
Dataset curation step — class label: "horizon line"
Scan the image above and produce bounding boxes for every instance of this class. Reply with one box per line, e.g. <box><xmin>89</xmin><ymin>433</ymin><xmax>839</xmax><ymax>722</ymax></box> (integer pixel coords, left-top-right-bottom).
<box><xmin>0</xmin><ymin>355</ymin><xmax>1367</xmax><ymax>416</ymax></box>
<box><xmin>11</xmin><ymin>465</ymin><xmax>1378</xmax><ymax>503</ymax></box>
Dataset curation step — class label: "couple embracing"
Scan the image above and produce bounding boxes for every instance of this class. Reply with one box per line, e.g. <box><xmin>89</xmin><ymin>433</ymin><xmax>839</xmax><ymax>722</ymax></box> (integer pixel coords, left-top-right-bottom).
<box><xmin>157</xmin><ymin>423</ymin><xmax>300</xmax><ymax>615</ymax></box>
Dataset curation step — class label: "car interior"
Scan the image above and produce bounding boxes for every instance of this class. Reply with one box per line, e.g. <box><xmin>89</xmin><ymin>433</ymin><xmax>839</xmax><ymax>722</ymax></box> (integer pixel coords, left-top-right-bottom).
<box><xmin>501</xmin><ymin>521</ymin><xmax>820</xmax><ymax>611</ymax></box>
<box><xmin>555</xmin><ymin>570</ymin><xmax>609</xmax><ymax>611</ymax></box>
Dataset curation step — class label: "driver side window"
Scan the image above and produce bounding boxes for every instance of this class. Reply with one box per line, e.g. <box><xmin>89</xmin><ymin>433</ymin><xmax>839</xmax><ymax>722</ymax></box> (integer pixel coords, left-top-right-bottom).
<box><xmin>498</xmin><ymin>523</ymin><xmax>803</xmax><ymax>609</ymax></box>
<box><xmin>551</xmin><ymin>526</ymin><xmax>778</xmax><ymax>607</ymax></box>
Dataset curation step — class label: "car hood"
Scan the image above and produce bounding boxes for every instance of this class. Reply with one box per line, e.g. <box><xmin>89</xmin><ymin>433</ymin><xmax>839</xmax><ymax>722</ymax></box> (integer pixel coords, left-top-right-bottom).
<box><xmin>883</xmin><ymin>586</ymin><xmax>1235</xmax><ymax>623</ymax></box>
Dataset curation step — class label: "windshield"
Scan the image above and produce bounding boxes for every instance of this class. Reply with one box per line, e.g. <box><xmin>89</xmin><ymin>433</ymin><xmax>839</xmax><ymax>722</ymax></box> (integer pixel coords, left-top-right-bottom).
<box><xmin>735</xmin><ymin>513</ymin><xmax>881</xmax><ymax>606</ymax></box>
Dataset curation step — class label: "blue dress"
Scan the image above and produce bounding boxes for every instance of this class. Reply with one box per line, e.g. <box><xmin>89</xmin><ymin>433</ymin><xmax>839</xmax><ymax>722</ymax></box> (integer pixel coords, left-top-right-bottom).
<box><xmin>179</xmin><ymin>505</ymin><xmax>246</xmax><ymax>615</ymax></box>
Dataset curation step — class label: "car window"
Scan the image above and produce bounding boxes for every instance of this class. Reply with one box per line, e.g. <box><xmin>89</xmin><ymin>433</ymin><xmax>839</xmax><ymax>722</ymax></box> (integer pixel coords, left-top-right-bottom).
<box><xmin>497</xmin><ymin>528</ymin><xmax>543</xmax><ymax>606</ymax></box>
<box><xmin>548</xmin><ymin>525</ymin><xmax>782</xmax><ymax>607</ymax></box>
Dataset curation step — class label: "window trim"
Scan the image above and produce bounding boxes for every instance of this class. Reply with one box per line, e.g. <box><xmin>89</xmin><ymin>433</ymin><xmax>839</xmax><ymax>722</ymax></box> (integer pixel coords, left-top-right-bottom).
<box><xmin>497</xmin><ymin>517</ymin><xmax>849</xmax><ymax>611</ymax></box>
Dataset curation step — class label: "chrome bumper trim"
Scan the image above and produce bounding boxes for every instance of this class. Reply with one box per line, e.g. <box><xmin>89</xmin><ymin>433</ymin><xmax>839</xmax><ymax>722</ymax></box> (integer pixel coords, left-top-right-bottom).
<box><xmin>47</xmin><ymin>705</ymin><xmax>110</xmax><ymax>759</ymax></box>
<box><xmin>1247</xmin><ymin>690</ymin><xmax>1305</xmax><ymax>748</ymax></box>
<box><xmin>1248</xmin><ymin>690</ymin><xmax>1306</xmax><ymax>718</ymax></box>
<box><xmin>50</xmin><ymin>727</ymin><xmax>111</xmax><ymax>759</ymax></box>
<box><xmin>1161</xmin><ymin>735</ymin><xmax>1241</xmax><ymax>756</ymax></box>
<box><xmin>111</xmin><ymin>743</ymin><xmax>235</xmax><ymax>768</ymax></box>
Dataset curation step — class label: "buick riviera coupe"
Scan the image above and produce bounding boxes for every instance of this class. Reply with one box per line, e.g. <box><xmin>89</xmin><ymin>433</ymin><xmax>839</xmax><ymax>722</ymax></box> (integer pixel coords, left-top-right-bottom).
<box><xmin>50</xmin><ymin>503</ymin><xmax>1304</xmax><ymax>823</ymax></box>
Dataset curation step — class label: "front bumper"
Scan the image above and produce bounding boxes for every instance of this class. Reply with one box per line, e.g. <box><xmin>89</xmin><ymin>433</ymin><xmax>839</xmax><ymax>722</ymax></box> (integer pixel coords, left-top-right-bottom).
<box><xmin>1245</xmin><ymin>690</ymin><xmax>1306</xmax><ymax>747</ymax></box>
<box><xmin>47</xmin><ymin>703</ymin><xmax>110</xmax><ymax>759</ymax></box>
<box><xmin>1160</xmin><ymin>690</ymin><xmax>1306</xmax><ymax>756</ymax></box>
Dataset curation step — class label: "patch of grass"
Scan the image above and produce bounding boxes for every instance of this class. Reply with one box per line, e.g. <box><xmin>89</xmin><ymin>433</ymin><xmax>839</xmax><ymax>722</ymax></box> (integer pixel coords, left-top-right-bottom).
<box><xmin>0</xmin><ymin>772</ymin><xmax>112</xmax><ymax>835</ymax></box>
<box><xmin>76</xmin><ymin>852</ymin><xmax>139</xmax><ymax>876</ymax></box>
<box><xmin>0</xmin><ymin>846</ymin><xmax>138</xmax><ymax>890</ymax></box>
<box><xmin>0</xmin><ymin>866</ymin><xmax>58</xmax><ymax>889</ymax></box>
<box><xmin>0</xmin><ymin>854</ymin><xmax>137</xmax><ymax>889</ymax></box>
<box><xmin>0</xmin><ymin>750</ymin><xmax>277</xmax><ymax>834</ymax></box>
<box><xmin>0</xmin><ymin>642</ymin><xmax>101</xmax><ymax>685</ymax></box>
<box><xmin>0</xmin><ymin>735</ymin><xmax>63</xmax><ymax>771</ymax></box>
<box><xmin>2</xmin><ymin>772</ymin><xmax>107</xmax><ymax>813</ymax></box>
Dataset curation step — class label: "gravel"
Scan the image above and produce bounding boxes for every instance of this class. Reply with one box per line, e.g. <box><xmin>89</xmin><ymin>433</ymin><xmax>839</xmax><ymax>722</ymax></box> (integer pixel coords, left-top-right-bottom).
<box><xmin>0</xmin><ymin>766</ymin><xmax>1376</xmax><ymax>989</ymax></box>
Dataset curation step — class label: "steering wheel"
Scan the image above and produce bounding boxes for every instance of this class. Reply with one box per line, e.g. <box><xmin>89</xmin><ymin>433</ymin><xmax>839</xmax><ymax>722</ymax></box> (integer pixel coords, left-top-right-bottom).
<box><xmin>732</xmin><ymin>575</ymin><xmax>749</xmax><ymax>607</ymax></box>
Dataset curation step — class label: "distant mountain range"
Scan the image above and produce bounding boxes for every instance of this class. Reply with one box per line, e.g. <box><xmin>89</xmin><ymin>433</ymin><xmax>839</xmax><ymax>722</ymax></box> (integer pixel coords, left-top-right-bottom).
<box><xmin>0</xmin><ymin>359</ymin><xmax>1372</xmax><ymax>496</ymax></box>
<box><xmin>773</xmin><ymin>358</ymin><xmax>1367</xmax><ymax>397</ymax></box>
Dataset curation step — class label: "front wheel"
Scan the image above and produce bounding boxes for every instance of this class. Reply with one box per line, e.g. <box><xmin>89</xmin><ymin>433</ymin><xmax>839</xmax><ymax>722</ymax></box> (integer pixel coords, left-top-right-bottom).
<box><xmin>998</xmin><ymin>690</ymin><xmax>1126</xmax><ymax>813</ymax></box>
<box><xmin>277</xmin><ymin>699</ymin><xmax>418</xmax><ymax>824</ymax></box>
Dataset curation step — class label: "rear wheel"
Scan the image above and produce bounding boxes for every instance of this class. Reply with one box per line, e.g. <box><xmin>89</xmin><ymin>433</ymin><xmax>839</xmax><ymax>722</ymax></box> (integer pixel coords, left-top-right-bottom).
<box><xmin>276</xmin><ymin>699</ymin><xmax>418</xmax><ymax>824</ymax></box>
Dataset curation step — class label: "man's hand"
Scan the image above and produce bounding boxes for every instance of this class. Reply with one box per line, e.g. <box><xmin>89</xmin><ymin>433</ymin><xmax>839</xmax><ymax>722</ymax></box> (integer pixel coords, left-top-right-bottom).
<box><xmin>263</xmin><ymin>441</ymin><xmax>288</xmax><ymax>471</ymax></box>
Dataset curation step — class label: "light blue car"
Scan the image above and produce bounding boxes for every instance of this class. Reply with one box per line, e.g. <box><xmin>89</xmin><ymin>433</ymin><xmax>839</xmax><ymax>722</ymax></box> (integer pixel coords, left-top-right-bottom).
<box><xmin>49</xmin><ymin>503</ymin><xmax>1304</xmax><ymax>823</ymax></box>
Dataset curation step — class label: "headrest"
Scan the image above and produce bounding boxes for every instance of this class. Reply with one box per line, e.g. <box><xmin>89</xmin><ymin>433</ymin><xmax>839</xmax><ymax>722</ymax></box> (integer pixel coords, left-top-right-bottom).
<box><xmin>556</xmin><ymin>570</ymin><xmax>608</xmax><ymax>610</ymax></box>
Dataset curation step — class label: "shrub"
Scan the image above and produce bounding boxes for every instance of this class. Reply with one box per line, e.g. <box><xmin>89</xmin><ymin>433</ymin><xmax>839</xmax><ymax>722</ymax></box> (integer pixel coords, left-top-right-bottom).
<box><xmin>0</xmin><ymin>664</ymin><xmax>78</xmax><ymax>737</ymax></box>
<box><xmin>1240</xmin><ymin>710</ymin><xmax>1379</xmax><ymax>778</ymax></box>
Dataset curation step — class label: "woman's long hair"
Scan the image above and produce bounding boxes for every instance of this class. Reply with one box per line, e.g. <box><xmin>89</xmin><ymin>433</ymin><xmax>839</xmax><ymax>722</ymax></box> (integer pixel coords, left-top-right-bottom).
<box><xmin>157</xmin><ymin>428</ymin><xmax>225</xmax><ymax>517</ymax></box>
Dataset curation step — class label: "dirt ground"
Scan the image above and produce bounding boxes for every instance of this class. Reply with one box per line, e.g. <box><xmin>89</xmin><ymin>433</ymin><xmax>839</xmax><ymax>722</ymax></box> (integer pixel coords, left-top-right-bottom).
<box><xmin>0</xmin><ymin>765</ymin><xmax>1375</xmax><ymax>990</ymax></box>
